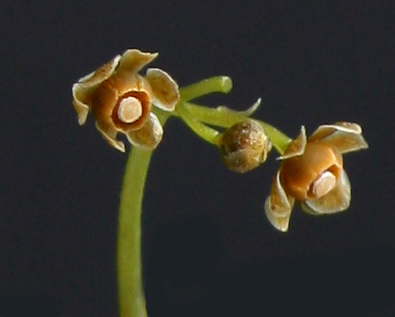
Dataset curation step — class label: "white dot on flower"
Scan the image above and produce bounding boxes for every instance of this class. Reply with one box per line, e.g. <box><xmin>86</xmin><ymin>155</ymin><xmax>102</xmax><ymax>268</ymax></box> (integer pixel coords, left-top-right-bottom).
<box><xmin>311</xmin><ymin>171</ymin><xmax>337</xmax><ymax>198</ymax></box>
<box><xmin>118</xmin><ymin>97</ymin><xmax>142</xmax><ymax>123</ymax></box>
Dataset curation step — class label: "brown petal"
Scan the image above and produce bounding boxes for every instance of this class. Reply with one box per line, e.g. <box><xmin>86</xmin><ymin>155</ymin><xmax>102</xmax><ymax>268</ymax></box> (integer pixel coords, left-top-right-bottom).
<box><xmin>264</xmin><ymin>169</ymin><xmax>295</xmax><ymax>232</ymax></box>
<box><xmin>302</xmin><ymin>169</ymin><xmax>351</xmax><ymax>214</ymax></box>
<box><xmin>145</xmin><ymin>68</ymin><xmax>180</xmax><ymax>111</ymax></box>
<box><xmin>77</xmin><ymin>55</ymin><xmax>121</xmax><ymax>85</ymax></box>
<box><xmin>118</xmin><ymin>49</ymin><xmax>158</xmax><ymax>73</ymax></box>
<box><xmin>308</xmin><ymin>122</ymin><xmax>368</xmax><ymax>154</ymax></box>
<box><xmin>72</xmin><ymin>55</ymin><xmax>121</xmax><ymax>125</ymax></box>
<box><xmin>108</xmin><ymin>71</ymin><xmax>153</xmax><ymax>98</ymax></box>
<box><xmin>95</xmin><ymin>121</ymin><xmax>125</xmax><ymax>153</ymax></box>
<box><xmin>277</xmin><ymin>126</ymin><xmax>307</xmax><ymax>160</ymax></box>
<box><xmin>90</xmin><ymin>81</ymin><xmax>119</xmax><ymax>128</ymax></box>
<box><xmin>125</xmin><ymin>113</ymin><xmax>163</xmax><ymax>150</ymax></box>
<box><xmin>72</xmin><ymin>82</ymin><xmax>99</xmax><ymax>125</ymax></box>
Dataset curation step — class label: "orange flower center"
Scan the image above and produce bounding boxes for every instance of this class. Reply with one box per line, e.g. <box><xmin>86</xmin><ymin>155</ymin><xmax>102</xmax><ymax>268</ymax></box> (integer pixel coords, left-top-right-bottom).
<box><xmin>117</xmin><ymin>96</ymin><xmax>143</xmax><ymax>123</ymax></box>
<box><xmin>280</xmin><ymin>141</ymin><xmax>343</xmax><ymax>200</ymax></box>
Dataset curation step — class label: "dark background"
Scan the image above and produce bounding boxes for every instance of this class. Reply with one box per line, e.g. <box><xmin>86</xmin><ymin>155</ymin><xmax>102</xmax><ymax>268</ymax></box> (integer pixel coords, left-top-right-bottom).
<box><xmin>0</xmin><ymin>1</ymin><xmax>394</xmax><ymax>316</ymax></box>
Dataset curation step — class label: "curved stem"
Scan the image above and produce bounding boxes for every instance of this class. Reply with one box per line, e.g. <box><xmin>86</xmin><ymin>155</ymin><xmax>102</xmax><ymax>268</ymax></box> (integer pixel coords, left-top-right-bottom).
<box><xmin>117</xmin><ymin>147</ymin><xmax>152</xmax><ymax>317</ymax></box>
<box><xmin>117</xmin><ymin>110</ymin><xmax>170</xmax><ymax>317</ymax></box>
<box><xmin>176</xmin><ymin>102</ymin><xmax>221</xmax><ymax>146</ymax></box>
<box><xmin>180</xmin><ymin>76</ymin><xmax>232</xmax><ymax>101</ymax></box>
<box><xmin>115</xmin><ymin>75</ymin><xmax>235</xmax><ymax>315</ymax></box>
<box><xmin>115</xmin><ymin>76</ymin><xmax>291</xmax><ymax>317</ymax></box>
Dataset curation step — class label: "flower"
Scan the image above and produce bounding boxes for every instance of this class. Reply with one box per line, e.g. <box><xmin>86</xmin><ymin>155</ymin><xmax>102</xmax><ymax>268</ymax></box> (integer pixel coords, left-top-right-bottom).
<box><xmin>72</xmin><ymin>49</ymin><xmax>180</xmax><ymax>152</ymax></box>
<box><xmin>264</xmin><ymin>122</ymin><xmax>368</xmax><ymax>232</ymax></box>
<box><xmin>219</xmin><ymin>120</ymin><xmax>272</xmax><ymax>173</ymax></box>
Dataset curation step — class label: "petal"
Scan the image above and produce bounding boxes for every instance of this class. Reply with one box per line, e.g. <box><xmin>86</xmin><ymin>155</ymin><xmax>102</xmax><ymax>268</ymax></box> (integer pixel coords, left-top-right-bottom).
<box><xmin>109</xmin><ymin>71</ymin><xmax>153</xmax><ymax>97</ymax></box>
<box><xmin>264</xmin><ymin>170</ymin><xmax>295</xmax><ymax>232</ymax></box>
<box><xmin>72</xmin><ymin>55</ymin><xmax>121</xmax><ymax>124</ymax></box>
<box><xmin>118</xmin><ymin>49</ymin><xmax>158</xmax><ymax>73</ymax></box>
<box><xmin>146</xmin><ymin>68</ymin><xmax>180</xmax><ymax>111</ymax></box>
<box><xmin>95</xmin><ymin>121</ymin><xmax>125</xmax><ymax>153</ymax></box>
<box><xmin>302</xmin><ymin>169</ymin><xmax>351</xmax><ymax>214</ymax></box>
<box><xmin>126</xmin><ymin>113</ymin><xmax>163</xmax><ymax>150</ymax></box>
<box><xmin>72</xmin><ymin>82</ymin><xmax>95</xmax><ymax>125</ymax></box>
<box><xmin>77</xmin><ymin>55</ymin><xmax>121</xmax><ymax>85</ymax></box>
<box><xmin>300</xmin><ymin>203</ymin><xmax>322</xmax><ymax>216</ymax></box>
<box><xmin>72</xmin><ymin>98</ymin><xmax>90</xmax><ymax>125</ymax></box>
<box><xmin>264</xmin><ymin>197</ymin><xmax>293</xmax><ymax>232</ymax></box>
<box><xmin>308</xmin><ymin>122</ymin><xmax>368</xmax><ymax>154</ymax></box>
<box><xmin>277</xmin><ymin>126</ymin><xmax>307</xmax><ymax>160</ymax></box>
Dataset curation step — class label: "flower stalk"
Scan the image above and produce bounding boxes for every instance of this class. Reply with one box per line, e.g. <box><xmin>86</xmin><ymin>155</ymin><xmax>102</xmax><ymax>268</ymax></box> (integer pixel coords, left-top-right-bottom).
<box><xmin>117</xmin><ymin>146</ymin><xmax>152</xmax><ymax>317</ymax></box>
<box><xmin>175</xmin><ymin>104</ymin><xmax>221</xmax><ymax>146</ymax></box>
<box><xmin>179</xmin><ymin>76</ymin><xmax>232</xmax><ymax>101</ymax></box>
<box><xmin>71</xmin><ymin>48</ymin><xmax>368</xmax><ymax>316</ymax></box>
<box><xmin>116</xmin><ymin>76</ymin><xmax>235</xmax><ymax>317</ymax></box>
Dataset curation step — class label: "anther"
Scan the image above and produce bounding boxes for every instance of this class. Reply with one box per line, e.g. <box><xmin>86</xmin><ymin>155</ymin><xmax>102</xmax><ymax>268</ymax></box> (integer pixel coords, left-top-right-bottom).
<box><xmin>117</xmin><ymin>97</ymin><xmax>143</xmax><ymax>123</ymax></box>
<box><xmin>311</xmin><ymin>171</ymin><xmax>337</xmax><ymax>198</ymax></box>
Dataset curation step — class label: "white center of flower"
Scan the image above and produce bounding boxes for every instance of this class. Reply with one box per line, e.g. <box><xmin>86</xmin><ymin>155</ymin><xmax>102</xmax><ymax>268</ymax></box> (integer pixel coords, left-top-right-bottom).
<box><xmin>118</xmin><ymin>97</ymin><xmax>142</xmax><ymax>123</ymax></box>
<box><xmin>311</xmin><ymin>171</ymin><xmax>337</xmax><ymax>198</ymax></box>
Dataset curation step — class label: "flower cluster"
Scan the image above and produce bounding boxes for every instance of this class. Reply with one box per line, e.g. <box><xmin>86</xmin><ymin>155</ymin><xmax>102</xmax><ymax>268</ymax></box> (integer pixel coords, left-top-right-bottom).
<box><xmin>264</xmin><ymin>122</ymin><xmax>368</xmax><ymax>232</ymax></box>
<box><xmin>72</xmin><ymin>49</ymin><xmax>180</xmax><ymax>152</ymax></box>
<box><xmin>71</xmin><ymin>49</ymin><xmax>371</xmax><ymax>317</ymax></box>
<box><xmin>72</xmin><ymin>49</ymin><xmax>369</xmax><ymax>233</ymax></box>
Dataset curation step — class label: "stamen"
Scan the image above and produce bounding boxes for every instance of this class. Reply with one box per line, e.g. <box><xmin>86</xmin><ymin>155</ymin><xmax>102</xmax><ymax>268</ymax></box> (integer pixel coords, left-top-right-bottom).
<box><xmin>118</xmin><ymin>97</ymin><xmax>142</xmax><ymax>123</ymax></box>
<box><xmin>311</xmin><ymin>171</ymin><xmax>337</xmax><ymax>198</ymax></box>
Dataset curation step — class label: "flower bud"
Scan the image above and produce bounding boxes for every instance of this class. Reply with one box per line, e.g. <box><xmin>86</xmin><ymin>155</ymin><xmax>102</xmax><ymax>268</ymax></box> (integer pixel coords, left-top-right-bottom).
<box><xmin>219</xmin><ymin>120</ymin><xmax>272</xmax><ymax>173</ymax></box>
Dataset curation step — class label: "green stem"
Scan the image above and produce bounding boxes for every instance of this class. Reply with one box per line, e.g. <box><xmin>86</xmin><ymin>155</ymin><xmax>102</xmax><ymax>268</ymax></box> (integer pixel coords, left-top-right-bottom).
<box><xmin>115</xmin><ymin>76</ymin><xmax>291</xmax><ymax>317</ymax></box>
<box><xmin>117</xmin><ymin>147</ymin><xmax>152</xmax><ymax>317</ymax></box>
<box><xmin>117</xmin><ymin>110</ymin><xmax>170</xmax><ymax>317</ymax></box>
<box><xmin>176</xmin><ymin>102</ymin><xmax>221</xmax><ymax>146</ymax></box>
<box><xmin>180</xmin><ymin>76</ymin><xmax>232</xmax><ymax>101</ymax></box>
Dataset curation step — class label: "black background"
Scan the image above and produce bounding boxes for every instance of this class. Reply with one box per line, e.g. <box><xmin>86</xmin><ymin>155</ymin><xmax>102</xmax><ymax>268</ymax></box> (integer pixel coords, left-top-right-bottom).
<box><xmin>0</xmin><ymin>1</ymin><xmax>394</xmax><ymax>316</ymax></box>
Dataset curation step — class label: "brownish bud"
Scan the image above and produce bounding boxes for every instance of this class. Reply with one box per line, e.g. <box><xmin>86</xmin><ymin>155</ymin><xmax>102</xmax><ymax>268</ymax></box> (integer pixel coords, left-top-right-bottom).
<box><xmin>219</xmin><ymin>120</ymin><xmax>272</xmax><ymax>173</ymax></box>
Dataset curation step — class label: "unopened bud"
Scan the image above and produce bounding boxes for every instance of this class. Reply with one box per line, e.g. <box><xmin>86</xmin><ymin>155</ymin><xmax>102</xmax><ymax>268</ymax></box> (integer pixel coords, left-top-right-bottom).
<box><xmin>219</xmin><ymin>120</ymin><xmax>272</xmax><ymax>173</ymax></box>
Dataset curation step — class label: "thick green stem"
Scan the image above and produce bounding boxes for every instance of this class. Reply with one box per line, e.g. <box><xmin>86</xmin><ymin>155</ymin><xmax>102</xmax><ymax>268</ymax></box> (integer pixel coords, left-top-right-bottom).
<box><xmin>117</xmin><ymin>110</ymin><xmax>170</xmax><ymax>317</ymax></box>
<box><xmin>180</xmin><ymin>76</ymin><xmax>232</xmax><ymax>101</ymax></box>
<box><xmin>176</xmin><ymin>103</ymin><xmax>221</xmax><ymax>146</ymax></box>
<box><xmin>117</xmin><ymin>147</ymin><xmax>152</xmax><ymax>317</ymax></box>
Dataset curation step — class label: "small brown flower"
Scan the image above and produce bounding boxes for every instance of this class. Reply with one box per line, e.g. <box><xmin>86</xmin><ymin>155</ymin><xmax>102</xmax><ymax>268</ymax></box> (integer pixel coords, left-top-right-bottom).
<box><xmin>72</xmin><ymin>49</ymin><xmax>180</xmax><ymax>152</ymax></box>
<box><xmin>219</xmin><ymin>120</ymin><xmax>272</xmax><ymax>173</ymax></box>
<box><xmin>264</xmin><ymin>122</ymin><xmax>368</xmax><ymax>232</ymax></box>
